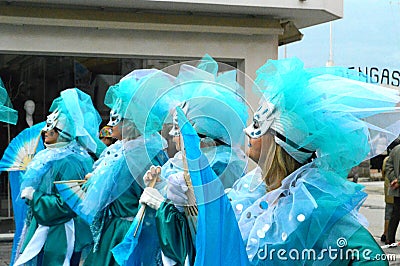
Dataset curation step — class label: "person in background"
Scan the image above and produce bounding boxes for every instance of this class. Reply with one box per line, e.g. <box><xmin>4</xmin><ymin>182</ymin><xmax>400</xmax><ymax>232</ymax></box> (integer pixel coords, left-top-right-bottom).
<box><xmin>381</xmin><ymin>156</ymin><xmax>393</xmax><ymax>242</ymax></box>
<box><xmin>380</xmin><ymin>138</ymin><xmax>400</xmax><ymax>242</ymax></box>
<box><xmin>385</xmin><ymin>140</ymin><xmax>400</xmax><ymax>245</ymax></box>
<box><xmin>99</xmin><ymin>125</ymin><xmax>114</xmax><ymax>146</ymax></box>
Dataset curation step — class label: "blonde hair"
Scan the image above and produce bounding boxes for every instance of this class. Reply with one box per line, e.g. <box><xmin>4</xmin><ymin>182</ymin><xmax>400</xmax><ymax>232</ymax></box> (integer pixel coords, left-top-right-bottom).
<box><xmin>263</xmin><ymin>145</ymin><xmax>302</xmax><ymax>192</ymax></box>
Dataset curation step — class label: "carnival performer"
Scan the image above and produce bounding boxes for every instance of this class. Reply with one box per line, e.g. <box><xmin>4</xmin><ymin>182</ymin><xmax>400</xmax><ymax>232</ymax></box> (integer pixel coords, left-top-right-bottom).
<box><xmin>138</xmin><ymin>55</ymin><xmax>250</xmax><ymax>266</ymax></box>
<box><xmin>0</xmin><ymin>77</ymin><xmax>18</xmax><ymax>125</ymax></box>
<box><xmin>14</xmin><ymin>88</ymin><xmax>103</xmax><ymax>266</ymax></box>
<box><xmin>79</xmin><ymin>69</ymin><xmax>171</xmax><ymax>266</ymax></box>
<box><xmin>236</xmin><ymin>57</ymin><xmax>400</xmax><ymax>265</ymax></box>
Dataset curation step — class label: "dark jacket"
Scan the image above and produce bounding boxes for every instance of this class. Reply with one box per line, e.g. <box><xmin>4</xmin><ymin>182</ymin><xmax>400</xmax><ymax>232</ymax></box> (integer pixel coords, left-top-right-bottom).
<box><xmin>386</xmin><ymin>145</ymin><xmax>400</xmax><ymax>197</ymax></box>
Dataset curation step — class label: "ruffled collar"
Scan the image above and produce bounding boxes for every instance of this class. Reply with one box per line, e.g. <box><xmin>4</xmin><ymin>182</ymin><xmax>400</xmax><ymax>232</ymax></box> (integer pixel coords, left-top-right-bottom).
<box><xmin>44</xmin><ymin>141</ymin><xmax>70</xmax><ymax>149</ymax></box>
<box><xmin>21</xmin><ymin>140</ymin><xmax>91</xmax><ymax>192</ymax></box>
<box><xmin>236</xmin><ymin>162</ymin><xmax>367</xmax><ymax>262</ymax></box>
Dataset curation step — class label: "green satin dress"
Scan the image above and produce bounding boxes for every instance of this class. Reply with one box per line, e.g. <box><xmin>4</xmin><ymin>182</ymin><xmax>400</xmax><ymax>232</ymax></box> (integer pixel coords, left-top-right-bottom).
<box><xmin>20</xmin><ymin>156</ymin><xmax>93</xmax><ymax>266</ymax></box>
<box><xmin>83</xmin><ymin>181</ymin><xmax>143</xmax><ymax>266</ymax></box>
<box><xmin>155</xmin><ymin>201</ymin><xmax>196</xmax><ymax>266</ymax></box>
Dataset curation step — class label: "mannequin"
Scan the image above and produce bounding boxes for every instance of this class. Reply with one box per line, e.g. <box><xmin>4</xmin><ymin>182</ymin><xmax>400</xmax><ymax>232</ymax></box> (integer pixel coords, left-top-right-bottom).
<box><xmin>13</xmin><ymin>99</ymin><xmax>36</xmax><ymax>138</ymax></box>
<box><xmin>24</xmin><ymin>100</ymin><xmax>35</xmax><ymax>127</ymax></box>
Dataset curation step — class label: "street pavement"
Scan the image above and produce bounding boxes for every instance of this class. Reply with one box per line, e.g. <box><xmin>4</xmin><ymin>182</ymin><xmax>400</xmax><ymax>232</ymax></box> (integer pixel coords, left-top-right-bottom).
<box><xmin>0</xmin><ymin>241</ymin><xmax>11</xmax><ymax>266</ymax></box>
<box><xmin>1</xmin><ymin>180</ymin><xmax>400</xmax><ymax>265</ymax></box>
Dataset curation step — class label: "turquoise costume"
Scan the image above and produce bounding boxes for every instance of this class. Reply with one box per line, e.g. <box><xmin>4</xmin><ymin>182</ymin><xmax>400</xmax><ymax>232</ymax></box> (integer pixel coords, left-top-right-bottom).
<box><xmin>156</xmin><ymin>201</ymin><xmax>196</xmax><ymax>266</ymax></box>
<box><xmin>82</xmin><ymin>136</ymin><xmax>167</xmax><ymax>266</ymax></box>
<box><xmin>155</xmin><ymin>147</ymin><xmax>248</xmax><ymax>266</ymax></box>
<box><xmin>18</xmin><ymin>144</ymin><xmax>93</xmax><ymax>266</ymax></box>
<box><xmin>228</xmin><ymin>167</ymin><xmax>266</xmax><ymax>221</ymax></box>
<box><xmin>14</xmin><ymin>88</ymin><xmax>103</xmax><ymax>266</ymax></box>
<box><xmin>143</xmin><ymin>55</ymin><xmax>250</xmax><ymax>265</ymax></box>
<box><xmin>158</xmin><ymin>106</ymin><xmax>249</xmax><ymax>266</ymax></box>
<box><xmin>237</xmin><ymin>58</ymin><xmax>400</xmax><ymax>265</ymax></box>
<box><xmin>79</xmin><ymin>69</ymin><xmax>171</xmax><ymax>266</ymax></box>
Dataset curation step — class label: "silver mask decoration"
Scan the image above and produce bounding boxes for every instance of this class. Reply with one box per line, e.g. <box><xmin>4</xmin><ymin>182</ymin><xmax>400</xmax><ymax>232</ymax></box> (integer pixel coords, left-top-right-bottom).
<box><xmin>107</xmin><ymin>98</ymin><xmax>123</xmax><ymax>126</ymax></box>
<box><xmin>244</xmin><ymin>101</ymin><xmax>276</xmax><ymax>139</ymax></box>
<box><xmin>42</xmin><ymin>108</ymin><xmax>60</xmax><ymax>132</ymax></box>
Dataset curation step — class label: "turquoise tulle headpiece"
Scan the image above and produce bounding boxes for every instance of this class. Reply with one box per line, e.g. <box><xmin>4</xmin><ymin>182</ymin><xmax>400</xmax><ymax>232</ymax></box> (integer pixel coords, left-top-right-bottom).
<box><xmin>123</xmin><ymin>69</ymin><xmax>176</xmax><ymax>135</ymax></box>
<box><xmin>0</xmin><ymin>78</ymin><xmax>18</xmax><ymax>125</ymax></box>
<box><xmin>104</xmin><ymin>74</ymin><xmax>141</xmax><ymax>127</ymax></box>
<box><xmin>116</xmin><ymin>55</ymin><xmax>248</xmax><ymax>146</ymax></box>
<box><xmin>167</xmin><ymin>54</ymin><xmax>248</xmax><ymax>146</ymax></box>
<box><xmin>47</xmin><ymin>88</ymin><xmax>105</xmax><ymax>155</ymax></box>
<box><xmin>245</xmin><ymin>57</ymin><xmax>400</xmax><ymax>175</ymax></box>
<box><xmin>105</xmin><ymin>69</ymin><xmax>174</xmax><ymax>136</ymax></box>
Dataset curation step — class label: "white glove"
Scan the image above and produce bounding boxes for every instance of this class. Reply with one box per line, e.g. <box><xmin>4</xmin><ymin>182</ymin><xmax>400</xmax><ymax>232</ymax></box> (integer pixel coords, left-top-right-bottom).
<box><xmin>143</xmin><ymin>165</ymin><xmax>162</xmax><ymax>187</ymax></box>
<box><xmin>21</xmin><ymin>187</ymin><xmax>35</xmax><ymax>201</ymax></box>
<box><xmin>167</xmin><ymin>172</ymin><xmax>188</xmax><ymax>212</ymax></box>
<box><xmin>139</xmin><ymin>187</ymin><xmax>165</xmax><ymax>210</ymax></box>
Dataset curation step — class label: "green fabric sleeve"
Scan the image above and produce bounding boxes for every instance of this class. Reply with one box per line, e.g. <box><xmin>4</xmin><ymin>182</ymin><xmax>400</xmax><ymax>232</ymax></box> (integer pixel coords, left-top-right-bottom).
<box><xmin>30</xmin><ymin>191</ymin><xmax>76</xmax><ymax>226</ymax></box>
<box><xmin>155</xmin><ymin>201</ymin><xmax>195</xmax><ymax>266</ymax></box>
<box><xmin>347</xmin><ymin>226</ymin><xmax>389</xmax><ymax>265</ymax></box>
<box><xmin>30</xmin><ymin>156</ymin><xmax>86</xmax><ymax>226</ymax></box>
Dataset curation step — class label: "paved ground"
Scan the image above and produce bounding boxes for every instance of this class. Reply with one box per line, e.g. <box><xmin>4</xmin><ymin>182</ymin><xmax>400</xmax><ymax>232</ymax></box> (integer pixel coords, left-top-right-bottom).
<box><xmin>1</xmin><ymin>180</ymin><xmax>400</xmax><ymax>265</ymax></box>
<box><xmin>0</xmin><ymin>241</ymin><xmax>11</xmax><ymax>266</ymax></box>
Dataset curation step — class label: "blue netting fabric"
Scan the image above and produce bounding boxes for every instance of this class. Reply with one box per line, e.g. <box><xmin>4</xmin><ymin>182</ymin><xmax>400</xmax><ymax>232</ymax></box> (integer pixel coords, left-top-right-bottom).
<box><xmin>123</xmin><ymin>69</ymin><xmax>176</xmax><ymax>136</ymax></box>
<box><xmin>21</xmin><ymin>141</ymin><xmax>93</xmax><ymax>192</ymax></box>
<box><xmin>111</xmin><ymin>207</ymin><xmax>161</xmax><ymax>266</ymax></box>
<box><xmin>254</xmin><ymin>57</ymin><xmax>400</xmax><ymax>176</ymax></box>
<box><xmin>227</xmin><ymin>167</ymin><xmax>266</xmax><ymax>221</ymax></box>
<box><xmin>78</xmin><ymin>133</ymin><xmax>167</xmax><ymax>224</ymax></box>
<box><xmin>104</xmin><ymin>69</ymin><xmax>174</xmax><ymax>137</ymax></box>
<box><xmin>238</xmin><ymin>163</ymin><xmax>368</xmax><ymax>264</ymax></box>
<box><xmin>161</xmin><ymin>145</ymin><xmax>248</xmax><ymax>191</ymax></box>
<box><xmin>175</xmin><ymin>106</ymin><xmax>249</xmax><ymax>265</ymax></box>
<box><xmin>168</xmin><ymin>54</ymin><xmax>248</xmax><ymax>146</ymax></box>
<box><xmin>0</xmin><ymin>78</ymin><xmax>18</xmax><ymax>125</ymax></box>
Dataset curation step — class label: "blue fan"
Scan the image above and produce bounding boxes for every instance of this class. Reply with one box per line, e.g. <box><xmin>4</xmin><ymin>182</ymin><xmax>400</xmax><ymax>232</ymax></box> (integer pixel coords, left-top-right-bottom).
<box><xmin>54</xmin><ymin>180</ymin><xmax>90</xmax><ymax>223</ymax></box>
<box><xmin>55</xmin><ymin>181</ymin><xmax>86</xmax><ymax>202</ymax></box>
<box><xmin>0</xmin><ymin>121</ymin><xmax>45</xmax><ymax>265</ymax></box>
<box><xmin>0</xmin><ymin>122</ymin><xmax>45</xmax><ymax>171</ymax></box>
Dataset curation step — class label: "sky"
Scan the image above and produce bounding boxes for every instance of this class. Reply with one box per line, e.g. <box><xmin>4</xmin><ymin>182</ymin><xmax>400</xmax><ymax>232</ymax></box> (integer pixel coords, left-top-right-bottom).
<box><xmin>278</xmin><ymin>0</ymin><xmax>400</xmax><ymax>72</ymax></box>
